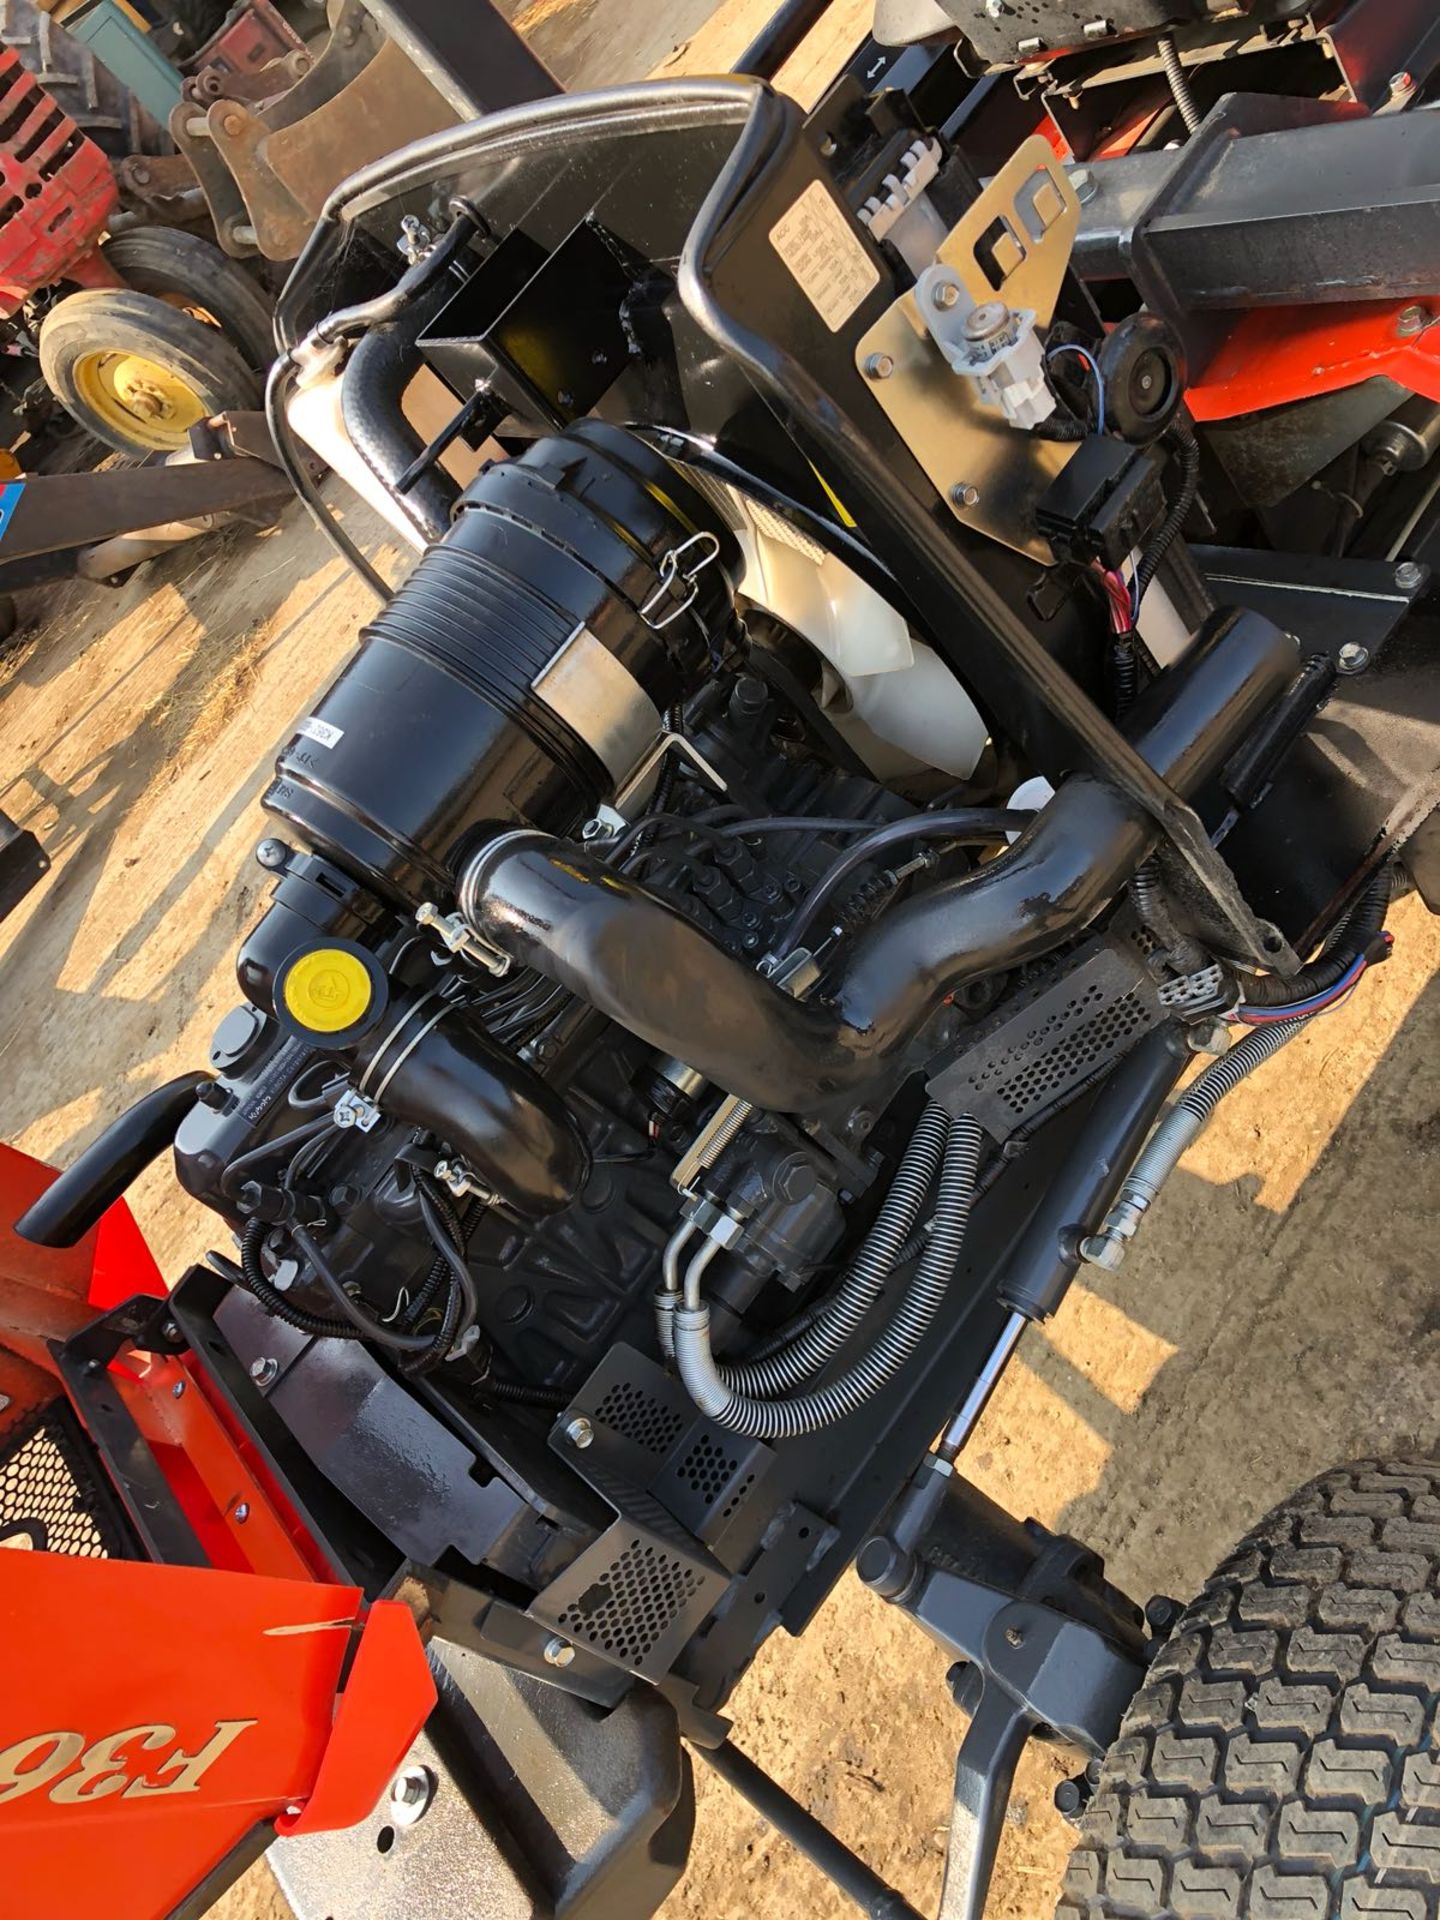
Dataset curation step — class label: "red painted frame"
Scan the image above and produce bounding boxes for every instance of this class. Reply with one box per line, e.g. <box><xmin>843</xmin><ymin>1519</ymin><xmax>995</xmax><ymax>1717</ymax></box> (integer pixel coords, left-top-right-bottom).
<box><xmin>0</xmin><ymin>1143</ymin><xmax>436</xmax><ymax>1919</ymax></box>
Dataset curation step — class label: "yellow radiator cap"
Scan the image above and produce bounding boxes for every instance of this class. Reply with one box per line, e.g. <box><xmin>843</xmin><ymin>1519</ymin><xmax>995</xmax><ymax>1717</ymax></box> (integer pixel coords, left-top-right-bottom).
<box><xmin>282</xmin><ymin>947</ymin><xmax>374</xmax><ymax>1034</ymax></box>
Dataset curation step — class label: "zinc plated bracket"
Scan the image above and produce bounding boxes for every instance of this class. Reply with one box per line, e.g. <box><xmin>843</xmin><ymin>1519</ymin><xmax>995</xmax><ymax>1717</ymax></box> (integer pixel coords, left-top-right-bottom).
<box><xmin>856</xmin><ymin>138</ymin><xmax>1081</xmax><ymax>561</ymax></box>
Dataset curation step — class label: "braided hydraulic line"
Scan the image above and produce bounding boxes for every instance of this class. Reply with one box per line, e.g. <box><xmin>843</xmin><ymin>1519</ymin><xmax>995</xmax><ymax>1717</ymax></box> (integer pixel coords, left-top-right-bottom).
<box><xmin>1079</xmin><ymin>1019</ymin><xmax>1305</xmax><ymax>1271</ymax></box>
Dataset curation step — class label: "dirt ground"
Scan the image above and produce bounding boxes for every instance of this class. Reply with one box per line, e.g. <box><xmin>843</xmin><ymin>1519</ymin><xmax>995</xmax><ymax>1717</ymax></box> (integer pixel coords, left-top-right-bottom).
<box><xmin>2</xmin><ymin>5</ymin><xmax>1437</xmax><ymax>1919</ymax></box>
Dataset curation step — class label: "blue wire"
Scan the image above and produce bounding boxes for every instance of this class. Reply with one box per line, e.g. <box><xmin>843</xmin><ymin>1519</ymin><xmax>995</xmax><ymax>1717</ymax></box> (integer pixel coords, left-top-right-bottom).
<box><xmin>1046</xmin><ymin>343</ymin><xmax>1107</xmax><ymax>435</ymax></box>
<box><xmin>1239</xmin><ymin>952</ymin><xmax>1368</xmax><ymax>1020</ymax></box>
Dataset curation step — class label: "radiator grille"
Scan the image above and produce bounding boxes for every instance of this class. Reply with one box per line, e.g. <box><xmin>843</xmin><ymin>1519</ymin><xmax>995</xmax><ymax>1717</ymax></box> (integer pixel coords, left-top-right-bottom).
<box><xmin>0</xmin><ymin>1402</ymin><xmax>134</xmax><ymax>1558</ymax></box>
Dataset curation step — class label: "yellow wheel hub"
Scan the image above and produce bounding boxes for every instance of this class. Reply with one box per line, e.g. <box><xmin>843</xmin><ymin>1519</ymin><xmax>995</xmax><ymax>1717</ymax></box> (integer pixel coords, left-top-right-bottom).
<box><xmin>71</xmin><ymin>349</ymin><xmax>206</xmax><ymax>451</ymax></box>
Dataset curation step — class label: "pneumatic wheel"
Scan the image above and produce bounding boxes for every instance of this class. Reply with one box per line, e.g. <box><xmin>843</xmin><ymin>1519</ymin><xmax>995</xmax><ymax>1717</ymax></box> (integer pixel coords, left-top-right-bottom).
<box><xmin>101</xmin><ymin>229</ymin><xmax>277</xmax><ymax>373</ymax></box>
<box><xmin>1058</xmin><ymin>1458</ymin><xmax>1440</xmax><ymax>1918</ymax></box>
<box><xmin>38</xmin><ymin>289</ymin><xmax>260</xmax><ymax>457</ymax></box>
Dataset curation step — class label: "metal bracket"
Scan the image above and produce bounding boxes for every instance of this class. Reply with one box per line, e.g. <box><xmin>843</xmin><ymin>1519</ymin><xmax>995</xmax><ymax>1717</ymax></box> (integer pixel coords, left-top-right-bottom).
<box><xmin>856</xmin><ymin>137</ymin><xmax>1081</xmax><ymax>559</ymax></box>
<box><xmin>859</xmin><ymin>1475</ymin><xmax>1148</xmax><ymax>1920</ymax></box>
<box><xmin>52</xmin><ymin>1296</ymin><xmax>206</xmax><ymax>1568</ymax></box>
<box><xmin>640</xmin><ymin>531</ymin><xmax>724</xmax><ymax>631</ymax></box>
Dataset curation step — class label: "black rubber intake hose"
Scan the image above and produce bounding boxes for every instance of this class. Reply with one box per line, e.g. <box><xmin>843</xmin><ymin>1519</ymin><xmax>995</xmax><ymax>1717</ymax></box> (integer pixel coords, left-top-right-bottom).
<box><xmin>16</xmin><ymin>1073</ymin><xmax>211</xmax><ymax>1248</ymax></box>
<box><xmin>352</xmin><ymin>992</ymin><xmax>589</xmax><ymax>1218</ymax></box>
<box><xmin>462</xmin><ymin>608</ymin><xmax>1297</xmax><ymax>1115</ymax></box>
<box><xmin>1240</xmin><ymin>868</ymin><xmax>1391</xmax><ymax>1007</ymax></box>
<box><xmin>341</xmin><ymin>275</ymin><xmax>460</xmax><ymax>545</ymax></box>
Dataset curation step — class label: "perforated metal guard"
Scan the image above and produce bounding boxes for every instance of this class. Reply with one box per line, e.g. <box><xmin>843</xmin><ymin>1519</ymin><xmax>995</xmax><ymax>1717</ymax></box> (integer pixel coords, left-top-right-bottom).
<box><xmin>928</xmin><ymin>939</ymin><xmax>1165</xmax><ymax>1142</ymax></box>
<box><xmin>530</xmin><ymin>1466</ymin><xmax>729</xmax><ymax>1682</ymax></box>
<box><xmin>0</xmin><ymin>1400</ymin><xmax>135</xmax><ymax>1558</ymax></box>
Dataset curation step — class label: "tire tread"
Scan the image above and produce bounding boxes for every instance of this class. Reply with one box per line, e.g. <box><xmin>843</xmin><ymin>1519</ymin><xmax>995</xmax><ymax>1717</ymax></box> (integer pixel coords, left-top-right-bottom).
<box><xmin>1057</xmin><ymin>1458</ymin><xmax>1440</xmax><ymax>1918</ymax></box>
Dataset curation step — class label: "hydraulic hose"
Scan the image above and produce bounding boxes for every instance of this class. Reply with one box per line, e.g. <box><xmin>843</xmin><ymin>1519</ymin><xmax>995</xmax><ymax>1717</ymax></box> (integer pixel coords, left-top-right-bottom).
<box><xmin>673</xmin><ymin>1115</ymin><xmax>984</xmax><ymax>1438</ymax></box>
<box><xmin>340</xmin><ymin>275</ymin><xmax>460</xmax><ymax>546</ymax></box>
<box><xmin>1081</xmin><ymin>1020</ymin><xmax>1304</xmax><ymax>1270</ymax></box>
<box><xmin>719</xmin><ymin>1105</ymin><xmax>949</xmax><ymax>1397</ymax></box>
<box><xmin>1240</xmin><ymin>870</ymin><xmax>1391</xmax><ymax>1008</ymax></box>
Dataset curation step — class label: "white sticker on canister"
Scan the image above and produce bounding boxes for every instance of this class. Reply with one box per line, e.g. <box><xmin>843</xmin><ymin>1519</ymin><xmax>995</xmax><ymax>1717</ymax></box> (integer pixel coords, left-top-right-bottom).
<box><xmin>297</xmin><ymin>716</ymin><xmax>344</xmax><ymax>749</ymax></box>
<box><xmin>770</xmin><ymin>180</ymin><xmax>881</xmax><ymax>333</ymax></box>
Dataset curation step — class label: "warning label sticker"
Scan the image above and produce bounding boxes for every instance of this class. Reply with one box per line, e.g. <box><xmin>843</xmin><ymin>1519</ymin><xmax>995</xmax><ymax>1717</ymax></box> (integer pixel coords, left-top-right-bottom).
<box><xmin>298</xmin><ymin>716</ymin><xmax>344</xmax><ymax>749</ymax></box>
<box><xmin>769</xmin><ymin>180</ymin><xmax>880</xmax><ymax>333</ymax></box>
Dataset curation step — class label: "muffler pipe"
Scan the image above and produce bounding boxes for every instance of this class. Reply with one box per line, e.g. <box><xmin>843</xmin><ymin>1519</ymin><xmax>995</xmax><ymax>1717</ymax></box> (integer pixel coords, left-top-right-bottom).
<box><xmin>462</xmin><ymin>610</ymin><xmax>1297</xmax><ymax>1115</ymax></box>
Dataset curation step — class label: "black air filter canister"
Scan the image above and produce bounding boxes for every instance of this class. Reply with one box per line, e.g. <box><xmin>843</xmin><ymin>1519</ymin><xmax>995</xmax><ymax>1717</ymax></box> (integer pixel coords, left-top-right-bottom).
<box><xmin>264</xmin><ymin>420</ymin><xmax>739</xmax><ymax>910</ymax></box>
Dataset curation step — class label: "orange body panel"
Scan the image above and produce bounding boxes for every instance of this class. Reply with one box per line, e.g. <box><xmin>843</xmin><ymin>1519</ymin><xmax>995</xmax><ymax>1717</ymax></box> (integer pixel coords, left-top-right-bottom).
<box><xmin>0</xmin><ymin>1556</ymin><xmax>434</xmax><ymax>1920</ymax></box>
<box><xmin>0</xmin><ymin>1144</ymin><xmax>437</xmax><ymax>1917</ymax></box>
<box><xmin>1190</xmin><ymin>298</ymin><xmax>1440</xmax><ymax>423</ymax></box>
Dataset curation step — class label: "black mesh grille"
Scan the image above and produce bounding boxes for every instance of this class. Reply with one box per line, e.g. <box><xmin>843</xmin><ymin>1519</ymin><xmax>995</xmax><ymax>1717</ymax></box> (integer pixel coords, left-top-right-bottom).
<box><xmin>676</xmin><ymin>1435</ymin><xmax>740</xmax><ymax>1502</ymax></box>
<box><xmin>558</xmin><ymin>1536</ymin><xmax>705</xmax><ymax>1666</ymax></box>
<box><xmin>0</xmin><ymin>1401</ymin><xmax>135</xmax><ymax>1559</ymax></box>
<box><xmin>594</xmin><ymin>1381</ymin><xmax>685</xmax><ymax>1457</ymax></box>
<box><xmin>929</xmin><ymin>940</ymin><xmax>1164</xmax><ymax>1142</ymax></box>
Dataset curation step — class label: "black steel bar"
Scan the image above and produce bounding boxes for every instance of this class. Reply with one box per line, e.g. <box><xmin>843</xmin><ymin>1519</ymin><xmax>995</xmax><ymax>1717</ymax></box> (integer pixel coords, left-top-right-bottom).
<box><xmin>699</xmin><ymin>1740</ymin><xmax>924</xmax><ymax>1920</ymax></box>
<box><xmin>354</xmin><ymin>0</ymin><xmax>559</xmax><ymax>121</ymax></box>
<box><xmin>0</xmin><ymin>449</ymin><xmax>292</xmax><ymax>568</ymax></box>
<box><xmin>396</xmin><ymin>384</ymin><xmax>500</xmax><ymax>493</ymax></box>
<box><xmin>731</xmin><ymin>0</ymin><xmax>836</xmax><ymax>80</ymax></box>
<box><xmin>1073</xmin><ymin>99</ymin><xmax>1440</xmax><ymax>313</ymax></box>
<box><xmin>52</xmin><ymin>1297</ymin><xmax>209</xmax><ymax>1570</ymax></box>
<box><xmin>677</xmin><ymin>82</ymin><xmax>1297</xmax><ymax>972</ymax></box>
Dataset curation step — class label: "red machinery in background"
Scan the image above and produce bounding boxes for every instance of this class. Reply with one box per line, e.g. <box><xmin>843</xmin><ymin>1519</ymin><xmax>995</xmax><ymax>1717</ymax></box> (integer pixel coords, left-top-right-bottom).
<box><xmin>0</xmin><ymin>46</ymin><xmax>121</xmax><ymax>314</ymax></box>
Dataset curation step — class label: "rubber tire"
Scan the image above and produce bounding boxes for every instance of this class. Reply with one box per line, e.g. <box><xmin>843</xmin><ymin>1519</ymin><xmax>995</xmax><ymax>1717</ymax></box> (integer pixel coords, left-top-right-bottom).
<box><xmin>2</xmin><ymin>0</ymin><xmax>165</xmax><ymax>158</ymax></box>
<box><xmin>1058</xmin><ymin>1457</ymin><xmax>1440</xmax><ymax>1919</ymax></box>
<box><xmin>38</xmin><ymin>289</ymin><xmax>260</xmax><ymax>457</ymax></box>
<box><xmin>102</xmin><ymin>230</ymin><xmax>277</xmax><ymax>373</ymax></box>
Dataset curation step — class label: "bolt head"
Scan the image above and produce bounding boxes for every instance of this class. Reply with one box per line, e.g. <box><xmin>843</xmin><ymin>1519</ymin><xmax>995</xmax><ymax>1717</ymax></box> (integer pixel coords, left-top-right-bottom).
<box><xmin>233</xmin><ymin>1503</ymin><xmax>250</xmax><ymax>1523</ymax></box>
<box><xmin>1396</xmin><ymin>561</ymin><xmax>1426</xmax><ymax>593</ymax></box>
<box><xmin>1070</xmin><ymin>165</ymin><xmax>1099</xmax><ymax>205</ymax></box>
<box><xmin>964</xmin><ymin>300</ymin><xmax>1010</xmax><ymax>342</ymax></box>
<box><xmin>1055</xmin><ymin>1777</ymin><xmax>1085</xmax><ymax>1817</ymax></box>
<box><xmin>249</xmin><ymin>1356</ymin><xmax>279</xmax><ymax>1389</ymax></box>
<box><xmin>1337</xmin><ymin>642</ymin><xmax>1370</xmax><ymax>674</ymax></box>
<box><xmin>1004</xmin><ymin>1624</ymin><xmax>1025</xmax><ymax>1648</ymax></box>
<box><xmin>1185</xmin><ymin>1018</ymin><xmax>1231</xmax><ymax>1058</ymax></box>
<box><xmin>388</xmin><ymin>1765</ymin><xmax>435</xmax><ymax>1825</ymax></box>
<box><xmin>931</xmin><ymin>280</ymin><xmax>961</xmax><ymax>311</ymax></box>
<box><xmin>256</xmin><ymin>838</ymin><xmax>288</xmax><ymax>871</ymax></box>
<box><xmin>865</xmin><ymin>352</ymin><xmax>895</xmax><ymax>380</ymax></box>
<box><xmin>1397</xmin><ymin>305</ymin><xmax>1429</xmax><ymax>338</ymax></box>
<box><xmin>171</xmin><ymin>1380</ymin><xmax>186</xmax><ymax>1399</ymax></box>
<box><xmin>564</xmin><ymin>1415</ymin><xmax>594</xmax><ymax>1450</ymax></box>
<box><xmin>950</xmin><ymin>482</ymin><xmax>981</xmax><ymax>509</ymax></box>
<box><xmin>543</xmin><ymin>1635</ymin><xmax>576</xmax><ymax>1667</ymax></box>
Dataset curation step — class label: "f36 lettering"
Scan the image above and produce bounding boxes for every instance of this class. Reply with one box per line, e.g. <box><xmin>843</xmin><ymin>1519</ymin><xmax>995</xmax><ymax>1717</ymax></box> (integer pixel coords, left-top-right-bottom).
<box><xmin>0</xmin><ymin>1721</ymin><xmax>257</xmax><ymax>1804</ymax></box>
